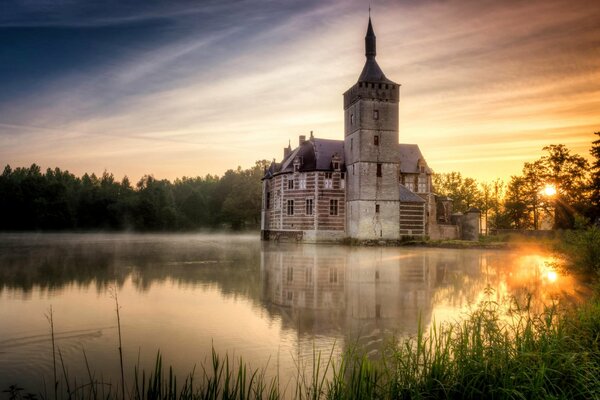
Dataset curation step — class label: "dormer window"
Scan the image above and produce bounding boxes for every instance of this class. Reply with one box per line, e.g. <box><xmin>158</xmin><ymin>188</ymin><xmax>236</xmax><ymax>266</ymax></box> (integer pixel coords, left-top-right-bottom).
<box><xmin>420</xmin><ymin>166</ymin><xmax>425</xmax><ymax>173</ymax></box>
<box><xmin>333</xmin><ymin>162</ymin><xmax>339</xmax><ymax>170</ymax></box>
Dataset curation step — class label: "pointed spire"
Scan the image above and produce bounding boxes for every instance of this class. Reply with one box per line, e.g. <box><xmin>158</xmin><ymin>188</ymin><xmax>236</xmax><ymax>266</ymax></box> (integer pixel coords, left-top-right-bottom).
<box><xmin>365</xmin><ymin>17</ymin><xmax>376</xmax><ymax>59</ymax></box>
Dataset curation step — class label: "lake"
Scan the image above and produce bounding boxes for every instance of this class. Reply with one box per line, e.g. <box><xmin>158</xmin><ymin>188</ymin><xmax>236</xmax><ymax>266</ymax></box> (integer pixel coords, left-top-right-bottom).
<box><xmin>0</xmin><ymin>233</ymin><xmax>585</xmax><ymax>394</ymax></box>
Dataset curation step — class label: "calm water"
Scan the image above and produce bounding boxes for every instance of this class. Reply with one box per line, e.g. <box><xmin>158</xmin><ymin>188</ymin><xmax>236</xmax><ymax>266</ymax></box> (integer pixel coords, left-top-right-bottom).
<box><xmin>0</xmin><ymin>233</ymin><xmax>585</xmax><ymax>393</ymax></box>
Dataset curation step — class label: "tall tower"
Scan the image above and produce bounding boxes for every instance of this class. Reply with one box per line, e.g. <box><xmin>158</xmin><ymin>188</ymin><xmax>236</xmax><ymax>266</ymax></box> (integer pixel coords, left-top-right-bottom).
<box><xmin>344</xmin><ymin>17</ymin><xmax>401</xmax><ymax>239</ymax></box>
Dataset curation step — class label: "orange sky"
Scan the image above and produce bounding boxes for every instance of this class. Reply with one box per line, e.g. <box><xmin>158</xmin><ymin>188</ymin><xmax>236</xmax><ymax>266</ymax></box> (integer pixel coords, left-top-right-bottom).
<box><xmin>1</xmin><ymin>0</ymin><xmax>599</xmax><ymax>183</ymax></box>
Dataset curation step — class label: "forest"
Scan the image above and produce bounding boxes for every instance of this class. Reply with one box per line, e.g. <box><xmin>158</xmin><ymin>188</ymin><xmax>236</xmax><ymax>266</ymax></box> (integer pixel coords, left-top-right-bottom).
<box><xmin>0</xmin><ymin>160</ymin><xmax>270</xmax><ymax>231</ymax></box>
<box><xmin>1</xmin><ymin>133</ymin><xmax>598</xmax><ymax>232</ymax></box>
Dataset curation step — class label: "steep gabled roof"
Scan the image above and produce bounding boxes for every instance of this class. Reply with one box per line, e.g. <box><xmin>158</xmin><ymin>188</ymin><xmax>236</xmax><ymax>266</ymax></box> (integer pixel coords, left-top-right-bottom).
<box><xmin>398</xmin><ymin>144</ymin><xmax>432</xmax><ymax>174</ymax></box>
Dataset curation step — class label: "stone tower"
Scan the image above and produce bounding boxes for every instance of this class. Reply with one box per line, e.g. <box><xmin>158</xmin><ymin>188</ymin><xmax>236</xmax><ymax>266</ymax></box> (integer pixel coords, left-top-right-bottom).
<box><xmin>344</xmin><ymin>17</ymin><xmax>402</xmax><ymax>240</ymax></box>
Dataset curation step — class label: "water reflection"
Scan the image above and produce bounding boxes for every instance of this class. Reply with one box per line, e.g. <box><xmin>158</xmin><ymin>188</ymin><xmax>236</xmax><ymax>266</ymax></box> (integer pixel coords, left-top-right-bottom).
<box><xmin>260</xmin><ymin>243</ymin><xmax>584</xmax><ymax>355</ymax></box>
<box><xmin>0</xmin><ymin>234</ymin><xmax>586</xmax><ymax>392</ymax></box>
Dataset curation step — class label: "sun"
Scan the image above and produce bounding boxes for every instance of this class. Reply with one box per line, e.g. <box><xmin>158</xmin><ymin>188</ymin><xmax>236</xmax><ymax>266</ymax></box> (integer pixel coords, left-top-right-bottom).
<box><xmin>543</xmin><ymin>185</ymin><xmax>557</xmax><ymax>196</ymax></box>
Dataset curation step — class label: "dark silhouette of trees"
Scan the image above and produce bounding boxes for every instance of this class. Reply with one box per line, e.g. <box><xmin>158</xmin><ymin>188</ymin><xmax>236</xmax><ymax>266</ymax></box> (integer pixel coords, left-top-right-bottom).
<box><xmin>0</xmin><ymin>161</ymin><xmax>270</xmax><ymax>231</ymax></box>
<box><xmin>588</xmin><ymin>132</ymin><xmax>600</xmax><ymax>224</ymax></box>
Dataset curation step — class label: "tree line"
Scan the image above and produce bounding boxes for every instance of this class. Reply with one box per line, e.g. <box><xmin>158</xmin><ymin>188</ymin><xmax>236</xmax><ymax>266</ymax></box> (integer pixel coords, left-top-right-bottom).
<box><xmin>2</xmin><ymin>133</ymin><xmax>599</xmax><ymax>233</ymax></box>
<box><xmin>0</xmin><ymin>160</ymin><xmax>270</xmax><ymax>231</ymax></box>
<box><xmin>433</xmin><ymin>133</ymin><xmax>600</xmax><ymax>231</ymax></box>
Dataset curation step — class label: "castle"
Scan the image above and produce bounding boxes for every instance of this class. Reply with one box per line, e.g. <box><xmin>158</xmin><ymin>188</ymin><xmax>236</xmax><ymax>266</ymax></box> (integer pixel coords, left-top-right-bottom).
<box><xmin>261</xmin><ymin>17</ymin><xmax>479</xmax><ymax>242</ymax></box>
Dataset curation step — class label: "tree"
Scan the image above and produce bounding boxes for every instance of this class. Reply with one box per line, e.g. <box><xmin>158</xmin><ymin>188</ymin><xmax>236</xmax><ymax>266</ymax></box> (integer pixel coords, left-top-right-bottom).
<box><xmin>538</xmin><ymin>145</ymin><xmax>589</xmax><ymax>229</ymax></box>
<box><xmin>503</xmin><ymin>176</ymin><xmax>531</xmax><ymax>229</ymax></box>
<box><xmin>590</xmin><ymin>132</ymin><xmax>600</xmax><ymax>223</ymax></box>
<box><xmin>521</xmin><ymin>161</ymin><xmax>546</xmax><ymax>229</ymax></box>
<box><xmin>432</xmin><ymin>172</ymin><xmax>482</xmax><ymax>213</ymax></box>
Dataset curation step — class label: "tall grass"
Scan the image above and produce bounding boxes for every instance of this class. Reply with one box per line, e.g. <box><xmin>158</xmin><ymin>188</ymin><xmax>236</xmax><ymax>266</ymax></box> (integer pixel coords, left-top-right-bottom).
<box><xmin>7</xmin><ymin>293</ymin><xmax>600</xmax><ymax>400</ymax></box>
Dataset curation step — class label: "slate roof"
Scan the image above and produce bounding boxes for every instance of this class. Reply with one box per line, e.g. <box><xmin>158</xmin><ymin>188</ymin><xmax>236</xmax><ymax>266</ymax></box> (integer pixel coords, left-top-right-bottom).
<box><xmin>399</xmin><ymin>184</ymin><xmax>426</xmax><ymax>203</ymax></box>
<box><xmin>264</xmin><ymin>138</ymin><xmax>431</xmax><ymax>180</ymax></box>
<box><xmin>357</xmin><ymin>17</ymin><xmax>396</xmax><ymax>84</ymax></box>
<box><xmin>398</xmin><ymin>144</ymin><xmax>432</xmax><ymax>174</ymax></box>
<box><xmin>267</xmin><ymin>138</ymin><xmax>345</xmax><ymax>177</ymax></box>
<box><xmin>358</xmin><ymin>58</ymin><xmax>395</xmax><ymax>84</ymax></box>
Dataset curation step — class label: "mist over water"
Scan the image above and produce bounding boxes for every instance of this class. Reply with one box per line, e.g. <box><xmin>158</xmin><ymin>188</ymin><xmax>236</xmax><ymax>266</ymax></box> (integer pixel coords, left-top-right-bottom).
<box><xmin>0</xmin><ymin>233</ymin><xmax>585</xmax><ymax>393</ymax></box>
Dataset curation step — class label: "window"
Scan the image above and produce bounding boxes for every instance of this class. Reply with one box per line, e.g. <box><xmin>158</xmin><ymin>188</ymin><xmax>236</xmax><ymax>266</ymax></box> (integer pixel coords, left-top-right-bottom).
<box><xmin>287</xmin><ymin>199</ymin><xmax>294</xmax><ymax>215</ymax></box>
<box><xmin>299</xmin><ymin>177</ymin><xmax>306</xmax><ymax>189</ymax></box>
<box><xmin>374</xmin><ymin>135</ymin><xmax>379</xmax><ymax>146</ymax></box>
<box><xmin>306</xmin><ymin>268</ymin><xmax>313</xmax><ymax>284</ymax></box>
<box><xmin>376</xmin><ymin>163</ymin><xmax>382</xmax><ymax>177</ymax></box>
<box><xmin>375</xmin><ymin>204</ymin><xmax>380</xmax><ymax>213</ymax></box>
<box><xmin>420</xmin><ymin>166</ymin><xmax>425</xmax><ymax>173</ymax></box>
<box><xmin>287</xmin><ymin>266</ymin><xmax>293</xmax><ymax>282</ymax></box>
<box><xmin>266</xmin><ymin>192</ymin><xmax>271</xmax><ymax>209</ymax></box>
<box><xmin>329</xmin><ymin>268</ymin><xmax>338</xmax><ymax>283</ymax></box>
<box><xmin>294</xmin><ymin>164</ymin><xmax>300</xmax><ymax>172</ymax></box>
<box><xmin>306</xmin><ymin>199</ymin><xmax>313</xmax><ymax>215</ymax></box>
<box><xmin>333</xmin><ymin>161</ymin><xmax>339</xmax><ymax>170</ymax></box>
<box><xmin>324</xmin><ymin>172</ymin><xmax>333</xmax><ymax>189</ymax></box>
<box><xmin>288</xmin><ymin>179</ymin><xmax>294</xmax><ymax>190</ymax></box>
<box><xmin>350</xmin><ymin>138</ymin><xmax>353</xmax><ymax>150</ymax></box>
<box><xmin>418</xmin><ymin>176</ymin><xmax>428</xmax><ymax>193</ymax></box>
<box><xmin>350</xmin><ymin>114</ymin><xmax>354</xmax><ymax>125</ymax></box>
<box><xmin>329</xmin><ymin>199</ymin><xmax>338</xmax><ymax>216</ymax></box>
<box><xmin>373</xmin><ymin>110</ymin><xmax>379</xmax><ymax>120</ymax></box>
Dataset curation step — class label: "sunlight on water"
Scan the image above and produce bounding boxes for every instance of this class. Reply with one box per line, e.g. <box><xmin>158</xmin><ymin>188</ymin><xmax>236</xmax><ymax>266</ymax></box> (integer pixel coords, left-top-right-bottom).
<box><xmin>0</xmin><ymin>233</ymin><xmax>587</xmax><ymax>393</ymax></box>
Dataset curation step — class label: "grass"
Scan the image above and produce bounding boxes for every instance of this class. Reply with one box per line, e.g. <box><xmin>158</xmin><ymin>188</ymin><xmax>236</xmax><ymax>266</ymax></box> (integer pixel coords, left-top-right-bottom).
<box><xmin>8</xmin><ymin>293</ymin><xmax>599</xmax><ymax>400</ymax></box>
<box><xmin>5</xmin><ymin>228</ymin><xmax>600</xmax><ymax>399</ymax></box>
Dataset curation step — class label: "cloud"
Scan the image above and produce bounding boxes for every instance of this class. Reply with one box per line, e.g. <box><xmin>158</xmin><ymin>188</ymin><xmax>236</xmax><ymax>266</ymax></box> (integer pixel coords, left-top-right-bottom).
<box><xmin>1</xmin><ymin>0</ymin><xmax>599</xmax><ymax>182</ymax></box>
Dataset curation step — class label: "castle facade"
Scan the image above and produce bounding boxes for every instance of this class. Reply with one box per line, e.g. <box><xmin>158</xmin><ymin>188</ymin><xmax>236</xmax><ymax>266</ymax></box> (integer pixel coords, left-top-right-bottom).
<box><xmin>261</xmin><ymin>17</ymin><xmax>478</xmax><ymax>242</ymax></box>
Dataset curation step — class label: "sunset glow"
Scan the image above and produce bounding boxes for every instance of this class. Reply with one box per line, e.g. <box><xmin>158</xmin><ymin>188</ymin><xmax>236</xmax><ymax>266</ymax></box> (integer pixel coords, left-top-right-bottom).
<box><xmin>544</xmin><ymin>185</ymin><xmax>557</xmax><ymax>197</ymax></box>
<box><xmin>1</xmin><ymin>0</ymin><xmax>599</xmax><ymax>182</ymax></box>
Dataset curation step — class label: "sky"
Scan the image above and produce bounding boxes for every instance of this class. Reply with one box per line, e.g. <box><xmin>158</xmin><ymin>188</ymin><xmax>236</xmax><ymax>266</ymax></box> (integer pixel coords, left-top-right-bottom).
<box><xmin>1</xmin><ymin>0</ymin><xmax>599</xmax><ymax>183</ymax></box>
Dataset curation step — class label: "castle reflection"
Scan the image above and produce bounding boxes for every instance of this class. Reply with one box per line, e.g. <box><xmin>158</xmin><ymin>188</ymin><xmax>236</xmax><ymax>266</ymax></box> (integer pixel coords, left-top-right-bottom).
<box><xmin>260</xmin><ymin>243</ymin><xmax>582</xmax><ymax>355</ymax></box>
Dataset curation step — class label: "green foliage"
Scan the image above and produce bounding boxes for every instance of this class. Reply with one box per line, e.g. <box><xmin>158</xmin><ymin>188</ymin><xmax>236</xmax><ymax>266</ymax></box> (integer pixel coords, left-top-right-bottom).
<box><xmin>0</xmin><ymin>161</ymin><xmax>270</xmax><ymax>231</ymax></box>
<box><xmin>432</xmin><ymin>172</ymin><xmax>480</xmax><ymax>213</ymax></box>
<box><xmin>560</xmin><ymin>226</ymin><xmax>600</xmax><ymax>275</ymax></box>
<box><xmin>589</xmin><ymin>132</ymin><xmax>600</xmax><ymax>223</ymax></box>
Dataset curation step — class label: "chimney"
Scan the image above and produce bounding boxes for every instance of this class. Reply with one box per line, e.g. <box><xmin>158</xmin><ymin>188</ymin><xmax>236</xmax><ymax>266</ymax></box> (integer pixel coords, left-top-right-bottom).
<box><xmin>283</xmin><ymin>140</ymin><xmax>292</xmax><ymax>159</ymax></box>
<box><xmin>309</xmin><ymin>130</ymin><xmax>314</xmax><ymax>141</ymax></box>
<box><xmin>299</xmin><ymin>135</ymin><xmax>306</xmax><ymax>146</ymax></box>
